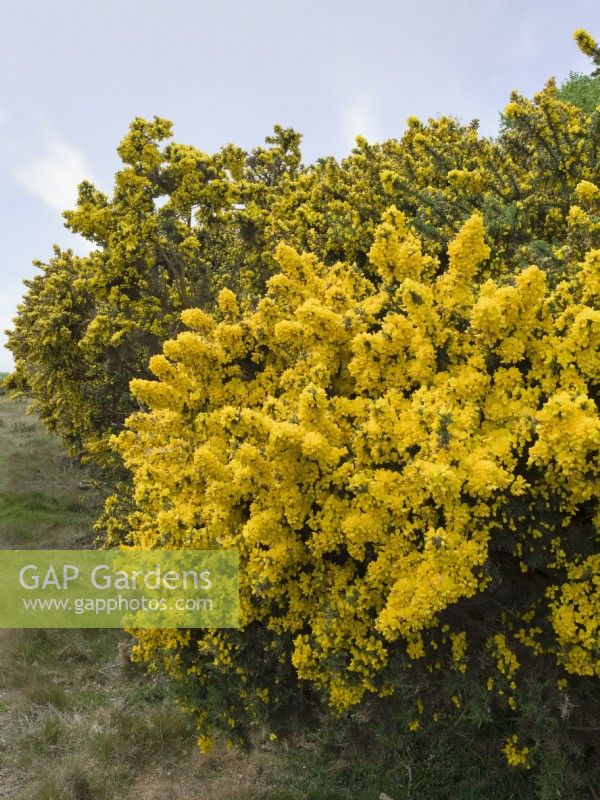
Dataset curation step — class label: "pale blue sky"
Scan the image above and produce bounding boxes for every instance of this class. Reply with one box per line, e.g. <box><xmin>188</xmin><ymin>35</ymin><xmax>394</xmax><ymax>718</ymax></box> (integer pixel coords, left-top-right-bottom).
<box><xmin>1</xmin><ymin>0</ymin><xmax>599</xmax><ymax>371</ymax></box>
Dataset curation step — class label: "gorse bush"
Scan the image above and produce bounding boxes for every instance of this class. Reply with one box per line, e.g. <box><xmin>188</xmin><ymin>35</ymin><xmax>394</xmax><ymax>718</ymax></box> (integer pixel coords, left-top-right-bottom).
<box><xmin>6</xmin><ymin>120</ymin><xmax>303</xmax><ymax>463</ymax></box>
<box><xmin>115</xmin><ymin>208</ymin><xmax>598</xmax><ymax>752</ymax></box>
<box><xmin>5</xmin><ymin>28</ymin><xmax>600</xmax><ymax>778</ymax></box>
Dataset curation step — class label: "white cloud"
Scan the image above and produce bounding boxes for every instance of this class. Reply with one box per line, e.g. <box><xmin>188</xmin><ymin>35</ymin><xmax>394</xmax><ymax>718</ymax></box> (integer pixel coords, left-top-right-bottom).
<box><xmin>15</xmin><ymin>138</ymin><xmax>91</xmax><ymax>213</ymax></box>
<box><xmin>340</xmin><ymin>96</ymin><xmax>381</xmax><ymax>153</ymax></box>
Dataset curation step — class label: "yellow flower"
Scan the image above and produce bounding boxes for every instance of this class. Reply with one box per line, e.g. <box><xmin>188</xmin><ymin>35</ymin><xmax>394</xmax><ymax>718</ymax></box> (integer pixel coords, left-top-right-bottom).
<box><xmin>197</xmin><ymin>735</ymin><xmax>214</xmax><ymax>754</ymax></box>
<box><xmin>503</xmin><ymin>735</ymin><xmax>531</xmax><ymax>768</ymax></box>
<box><xmin>573</xmin><ymin>28</ymin><xmax>597</xmax><ymax>57</ymax></box>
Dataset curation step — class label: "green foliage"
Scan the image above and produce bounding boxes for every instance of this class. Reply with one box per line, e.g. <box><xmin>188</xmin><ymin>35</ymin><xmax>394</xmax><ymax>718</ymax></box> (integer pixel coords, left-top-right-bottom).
<box><xmin>500</xmin><ymin>69</ymin><xmax>600</xmax><ymax>132</ymax></box>
<box><xmin>557</xmin><ymin>71</ymin><xmax>600</xmax><ymax>115</ymax></box>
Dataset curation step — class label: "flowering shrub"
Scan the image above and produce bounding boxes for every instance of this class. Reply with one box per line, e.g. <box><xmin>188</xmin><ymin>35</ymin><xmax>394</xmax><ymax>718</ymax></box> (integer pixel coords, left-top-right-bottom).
<box><xmin>112</xmin><ymin>198</ymin><xmax>598</xmax><ymax>747</ymax></box>
<box><xmin>6</xmin><ymin>121</ymin><xmax>303</xmax><ymax>463</ymax></box>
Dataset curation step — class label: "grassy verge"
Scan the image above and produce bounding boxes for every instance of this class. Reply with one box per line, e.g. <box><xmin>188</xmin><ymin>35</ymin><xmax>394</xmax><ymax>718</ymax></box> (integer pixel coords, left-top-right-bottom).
<box><xmin>0</xmin><ymin>397</ymin><xmax>198</xmax><ymax>799</ymax></box>
<box><xmin>0</xmin><ymin>395</ymin><xmax>596</xmax><ymax>799</ymax></box>
<box><xmin>0</xmin><ymin>396</ymin><xmax>99</xmax><ymax>550</ymax></box>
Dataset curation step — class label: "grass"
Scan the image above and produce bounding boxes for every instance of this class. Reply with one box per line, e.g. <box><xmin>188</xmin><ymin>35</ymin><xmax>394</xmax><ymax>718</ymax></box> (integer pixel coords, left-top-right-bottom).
<box><xmin>0</xmin><ymin>397</ymin><xmax>98</xmax><ymax>549</ymax></box>
<box><xmin>0</xmin><ymin>396</ymin><xmax>198</xmax><ymax>798</ymax></box>
<box><xmin>0</xmin><ymin>395</ymin><xmax>597</xmax><ymax>799</ymax></box>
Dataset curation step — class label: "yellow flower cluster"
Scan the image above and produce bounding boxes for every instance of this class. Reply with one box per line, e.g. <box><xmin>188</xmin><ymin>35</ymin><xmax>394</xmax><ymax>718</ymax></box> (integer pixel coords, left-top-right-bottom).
<box><xmin>574</xmin><ymin>28</ymin><xmax>598</xmax><ymax>58</ymax></box>
<box><xmin>503</xmin><ymin>735</ymin><xmax>531</xmax><ymax>768</ymax></box>
<box><xmin>549</xmin><ymin>555</ymin><xmax>600</xmax><ymax>676</ymax></box>
<box><xmin>450</xmin><ymin>631</ymin><xmax>468</xmax><ymax>673</ymax></box>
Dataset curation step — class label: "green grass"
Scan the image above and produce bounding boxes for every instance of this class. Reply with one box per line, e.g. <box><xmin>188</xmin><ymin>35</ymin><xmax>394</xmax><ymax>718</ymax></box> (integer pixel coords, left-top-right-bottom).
<box><xmin>0</xmin><ymin>397</ymin><xmax>98</xmax><ymax>548</ymax></box>
<box><xmin>0</xmin><ymin>395</ymin><xmax>597</xmax><ymax>800</ymax></box>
